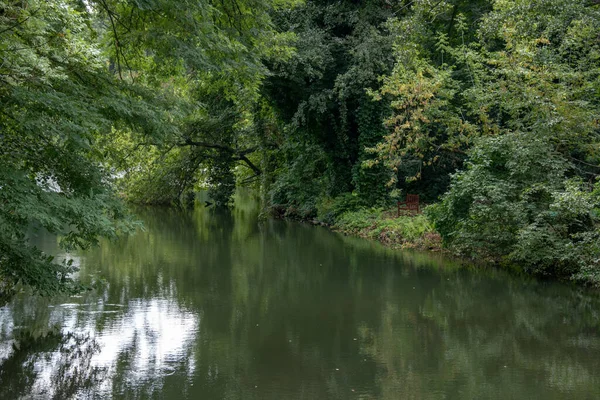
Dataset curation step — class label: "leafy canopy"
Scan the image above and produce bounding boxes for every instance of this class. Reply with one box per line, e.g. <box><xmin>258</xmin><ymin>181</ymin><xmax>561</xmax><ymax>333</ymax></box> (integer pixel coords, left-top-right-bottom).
<box><xmin>0</xmin><ymin>0</ymin><xmax>296</xmax><ymax>295</ymax></box>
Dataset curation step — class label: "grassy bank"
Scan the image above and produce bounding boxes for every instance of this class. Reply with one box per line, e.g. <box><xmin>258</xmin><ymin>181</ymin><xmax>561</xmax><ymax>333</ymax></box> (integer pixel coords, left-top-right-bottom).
<box><xmin>329</xmin><ymin>208</ymin><xmax>441</xmax><ymax>251</ymax></box>
<box><xmin>275</xmin><ymin>193</ymin><xmax>445</xmax><ymax>252</ymax></box>
<box><xmin>269</xmin><ymin>193</ymin><xmax>442</xmax><ymax>251</ymax></box>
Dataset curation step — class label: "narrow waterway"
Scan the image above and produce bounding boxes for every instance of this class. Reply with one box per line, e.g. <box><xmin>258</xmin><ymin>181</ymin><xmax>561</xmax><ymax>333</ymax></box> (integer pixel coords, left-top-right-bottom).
<box><xmin>1</xmin><ymin>192</ymin><xmax>599</xmax><ymax>399</ymax></box>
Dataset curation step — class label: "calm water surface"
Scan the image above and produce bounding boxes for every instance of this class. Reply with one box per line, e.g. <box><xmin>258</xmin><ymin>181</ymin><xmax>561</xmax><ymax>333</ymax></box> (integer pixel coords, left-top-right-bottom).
<box><xmin>1</xmin><ymin>192</ymin><xmax>600</xmax><ymax>399</ymax></box>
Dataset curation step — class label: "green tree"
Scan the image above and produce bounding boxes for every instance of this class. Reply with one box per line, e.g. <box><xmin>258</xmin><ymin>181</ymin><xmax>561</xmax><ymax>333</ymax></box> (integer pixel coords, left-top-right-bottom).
<box><xmin>0</xmin><ymin>0</ymin><xmax>295</xmax><ymax>295</ymax></box>
<box><xmin>95</xmin><ymin>0</ymin><xmax>296</xmax><ymax>206</ymax></box>
<box><xmin>264</xmin><ymin>0</ymin><xmax>396</xmax><ymax>216</ymax></box>
<box><xmin>428</xmin><ymin>0</ymin><xmax>600</xmax><ymax>284</ymax></box>
<box><xmin>0</xmin><ymin>0</ymin><xmax>165</xmax><ymax>296</ymax></box>
<box><xmin>367</xmin><ymin>0</ymin><xmax>492</xmax><ymax>201</ymax></box>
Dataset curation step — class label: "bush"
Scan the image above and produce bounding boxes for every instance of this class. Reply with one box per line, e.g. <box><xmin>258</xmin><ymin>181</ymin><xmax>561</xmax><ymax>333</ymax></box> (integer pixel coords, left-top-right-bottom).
<box><xmin>269</xmin><ymin>142</ymin><xmax>330</xmax><ymax>219</ymax></box>
<box><xmin>316</xmin><ymin>193</ymin><xmax>362</xmax><ymax>225</ymax></box>
<box><xmin>428</xmin><ymin>133</ymin><xmax>600</xmax><ymax>284</ymax></box>
<box><xmin>335</xmin><ymin>208</ymin><xmax>383</xmax><ymax>232</ymax></box>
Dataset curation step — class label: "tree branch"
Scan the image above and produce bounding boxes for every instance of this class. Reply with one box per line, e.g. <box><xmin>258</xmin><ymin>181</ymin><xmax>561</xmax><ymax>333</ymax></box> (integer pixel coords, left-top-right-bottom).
<box><xmin>98</xmin><ymin>0</ymin><xmax>123</xmax><ymax>80</ymax></box>
<box><xmin>179</xmin><ymin>138</ymin><xmax>236</xmax><ymax>152</ymax></box>
<box><xmin>233</xmin><ymin>153</ymin><xmax>261</xmax><ymax>176</ymax></box>
<box><xmin>0</xmin><ymin>7</ymin><xmax>41</xmax><ymax>36</ymax></box>
<box><xmin>178</xmin><ymin>139</ymin><xmax>262</xmax><ymax>175</ymax></box>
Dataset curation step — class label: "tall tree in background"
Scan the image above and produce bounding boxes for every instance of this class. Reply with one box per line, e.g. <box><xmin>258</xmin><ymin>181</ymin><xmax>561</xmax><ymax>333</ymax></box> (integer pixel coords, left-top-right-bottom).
<box><xmin>94</xmin><ymin>0</ymin><xmax>297</xmax><ymax>206</ymax></box>
<box><xmin>264</xmin><ymin>0</ymin><xmax>395</xmax><ymax>216</ymax></box>
<box><xmin>367</xmin><ymin>0</ymin><xmax>492</xmax><ymax>200</ymax></box>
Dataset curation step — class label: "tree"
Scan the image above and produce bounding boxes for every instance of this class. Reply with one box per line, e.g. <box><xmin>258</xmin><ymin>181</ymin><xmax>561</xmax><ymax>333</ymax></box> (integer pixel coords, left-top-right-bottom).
<box><xmin>264</xmin><ymin>0</ymin><xmax>396</xmax><ymax>216</ymax></box>
<box><xmin>427</xmin><ymin>0</ymin><xmax>600</xmax><ymax>284</ymax></box>
<box><xmin>0</xmin><ymin>0</ymin><xmax>294</xmax><ymax>295</ymax></box>
<box><xmin>93</xmin><ymin>0</ymin><xmax>297</xmax><ymax>206</ymax></box>
<box><xmin>366</xmin><ymin>0</ymin><xmax>492</xmax><ymax>201</ymax></box>
<box><xmin>0</xmin><ymin>0</ymin><xmax>162</xmax><ymax>296</ymax></box>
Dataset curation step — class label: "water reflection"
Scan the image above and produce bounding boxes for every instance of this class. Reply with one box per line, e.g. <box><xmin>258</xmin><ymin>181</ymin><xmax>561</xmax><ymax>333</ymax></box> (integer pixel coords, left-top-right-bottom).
<box><xmin>0</xmin><ymin>327</ymin><xmax>103</xmax><ymax>399</ymax></box>
<box><xmin>1</xmin><ymin>191</ymin><xmax>600</xmax><ymax>399</ymax></box>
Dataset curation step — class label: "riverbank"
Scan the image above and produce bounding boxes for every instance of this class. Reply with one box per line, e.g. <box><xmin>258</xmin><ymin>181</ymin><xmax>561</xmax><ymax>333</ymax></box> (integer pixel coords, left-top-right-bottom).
<box><xmin>271</xmin><ymin>204</ymin><xmax>443</xmax><ymax>252</ymax></box>
<box><xmin>327</xmin><ymin>208</ymin><xmax>442</xmax><ymax>251</ymax></box>
<box><xmin>270</xmin><ymin>203</ymin><xmax>599</xmax><ymax>288</ymax></box>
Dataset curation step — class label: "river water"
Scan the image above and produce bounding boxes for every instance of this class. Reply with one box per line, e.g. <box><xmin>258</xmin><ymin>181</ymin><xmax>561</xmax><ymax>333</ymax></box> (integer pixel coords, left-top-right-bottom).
<box><xmin>1</xmin><ymin>192</ymin><xmax>599</xmax><ymax>399</ymax></box>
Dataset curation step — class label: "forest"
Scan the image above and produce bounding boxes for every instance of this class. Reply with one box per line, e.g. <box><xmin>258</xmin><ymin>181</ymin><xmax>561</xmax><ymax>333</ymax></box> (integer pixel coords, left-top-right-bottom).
<box><xmin>1</xmin><ymin>0</ymin><xmax>599</xmax><ymax>296</ymax></box>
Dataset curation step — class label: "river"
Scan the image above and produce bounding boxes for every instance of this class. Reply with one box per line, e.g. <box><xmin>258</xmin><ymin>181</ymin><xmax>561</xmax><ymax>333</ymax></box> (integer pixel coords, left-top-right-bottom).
<box><xmin>1</xmin><ymin>191</ymin><xmax>599</xmax><ymax>399</ymax></box>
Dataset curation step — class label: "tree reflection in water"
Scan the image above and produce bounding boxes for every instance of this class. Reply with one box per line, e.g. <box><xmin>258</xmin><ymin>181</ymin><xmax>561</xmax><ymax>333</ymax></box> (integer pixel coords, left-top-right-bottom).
<box><xmin>0</xmin><ymin>328</ymin><xmax>104</xmax><ymax>399</ymax></box>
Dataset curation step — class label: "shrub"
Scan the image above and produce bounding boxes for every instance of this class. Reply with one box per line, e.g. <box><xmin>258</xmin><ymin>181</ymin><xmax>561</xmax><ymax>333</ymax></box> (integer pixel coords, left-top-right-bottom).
<box><xmin>428</xmin><ymin>133</ymin><xmax>600</xmax><ymax>284</ymax></box>
<box><xmin>316</xmin><ymin>193</ymin><xmax>362</xmax><ymax>225</ymax></box>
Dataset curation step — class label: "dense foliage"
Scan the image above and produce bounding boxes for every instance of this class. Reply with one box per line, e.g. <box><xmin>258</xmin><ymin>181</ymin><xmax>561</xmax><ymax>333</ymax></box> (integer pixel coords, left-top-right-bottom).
<box><xmin>0</xmin><ymin>0</ymin><xmax>154</xmax><ymax>295</ymax></box>
<box><xmin>264</xmin><ymin>0</ymin><xmax>396</xmax><ymax>215</ymax></box>
<box><xmin>427</xmin><ymin>0</ymin><xmax>600</xmax><ymax>282</ymax></box>
<box><xmin>0</xmin><ymin>0</ymin><xmax>292</xmax><ymax>295</ymax></box>
<box><xmin>1</xmin><ymin>0</ymin><xmax>599</xmax><ymax>294</ymax></box>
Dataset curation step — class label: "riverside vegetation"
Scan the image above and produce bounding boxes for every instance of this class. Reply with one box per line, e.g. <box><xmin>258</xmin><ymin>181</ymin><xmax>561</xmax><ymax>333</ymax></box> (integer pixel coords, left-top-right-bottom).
<box><xmin>1</xmin><ymin>0</ymin><xmax>599</xmax><ymax>296</ymax></box>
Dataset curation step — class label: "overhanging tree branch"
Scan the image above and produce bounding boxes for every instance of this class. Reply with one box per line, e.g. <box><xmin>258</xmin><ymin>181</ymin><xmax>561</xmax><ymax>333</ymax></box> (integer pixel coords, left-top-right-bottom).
<box><xmin>178</xmin><ymin>138</ymin><xmax>262</xmax><ymax>175</ymax></box>
<box><xmin>233</xmin><ymin>153</ymin><xmax>261</xmax><ymax>176</ymax></box>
